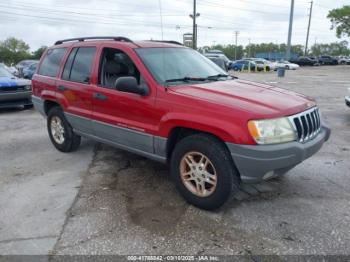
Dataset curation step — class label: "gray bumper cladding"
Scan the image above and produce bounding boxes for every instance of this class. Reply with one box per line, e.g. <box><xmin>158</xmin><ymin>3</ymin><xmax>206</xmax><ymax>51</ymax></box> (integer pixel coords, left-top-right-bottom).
<box><xmin>226</xmin><ymin>126</ymin><xmax>331</xmax><ymax>183</ymax></box>
<box><xmin>31</xmin><ymin>95</ymin><xmax>46</xmax><ymax>116</ymax></box>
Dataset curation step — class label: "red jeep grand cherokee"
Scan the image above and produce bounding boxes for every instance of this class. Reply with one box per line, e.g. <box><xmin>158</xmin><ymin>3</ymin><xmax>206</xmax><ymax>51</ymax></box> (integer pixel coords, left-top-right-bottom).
<box><xmin>32</xmin><ymin>37</ymin><xmax>330</xmax><ymax>210</ymax></box>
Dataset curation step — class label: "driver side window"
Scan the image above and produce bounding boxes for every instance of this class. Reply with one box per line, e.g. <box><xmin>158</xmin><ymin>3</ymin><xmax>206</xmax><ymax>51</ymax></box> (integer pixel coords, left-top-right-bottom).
<box><xmin>98</xmin><ymin>47</ymin><xmax>146</xmax><ymax>89</ymax></box>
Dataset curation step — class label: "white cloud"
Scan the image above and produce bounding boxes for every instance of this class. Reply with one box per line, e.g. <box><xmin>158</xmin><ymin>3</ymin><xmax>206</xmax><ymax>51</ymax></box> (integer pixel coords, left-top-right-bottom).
<box><xmin>0</xmin><ymin>0</ymin><xmax>348</xmax><ymax>51</ymax></box>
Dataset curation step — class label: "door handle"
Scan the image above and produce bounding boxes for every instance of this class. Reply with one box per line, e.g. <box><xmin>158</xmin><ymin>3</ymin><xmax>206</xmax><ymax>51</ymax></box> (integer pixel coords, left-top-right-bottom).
<box><xmin>57</xmin><ymin>85</ymin><xmax>67</xmax><ymax>91</ymax></box>
<box><xmin>93</xmin><ymin>93</ymin><xmax>107</xmax><ymax>101</ymax></box>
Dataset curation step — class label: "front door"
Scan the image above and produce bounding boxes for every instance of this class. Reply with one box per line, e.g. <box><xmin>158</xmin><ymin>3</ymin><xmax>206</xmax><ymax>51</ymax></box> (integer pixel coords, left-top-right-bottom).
<box><xmin>91</xmin><ymin>46</ymin><xmax>158</xmax><ymax>154</ymax></box>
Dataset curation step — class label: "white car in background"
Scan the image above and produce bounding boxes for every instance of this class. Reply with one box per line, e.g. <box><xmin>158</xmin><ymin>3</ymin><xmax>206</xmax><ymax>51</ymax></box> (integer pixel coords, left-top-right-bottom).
<box><xmin>338</xmin><ymin>56</ymin><xmax>350</xmax><ymax>65</ymax></box>
<box><xmin>346</xmin><ymin>88</ymin><xmax>350</xmax><ymax>108</ymax></box>
<box><xmin>275</xmin><ymin>60</ymin><xmax>300</xmax><ymax>70</ymax></box>
<box><xmin>0</xmin><ymin>63</ymin><xmax>18</xmax><ymax>76</ymax></box>
<box><xmin>243</xmin><ymin>58</ymin><xmax>277</xmax><ymax>71</ymax></box>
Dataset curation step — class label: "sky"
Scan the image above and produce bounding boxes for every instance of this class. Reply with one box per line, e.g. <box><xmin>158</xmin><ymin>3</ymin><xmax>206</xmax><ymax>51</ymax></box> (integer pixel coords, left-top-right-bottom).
<box><xmin>0</xmin><ymin>0</ymin><xmax>349</xmax><ymax>51</ymax></box>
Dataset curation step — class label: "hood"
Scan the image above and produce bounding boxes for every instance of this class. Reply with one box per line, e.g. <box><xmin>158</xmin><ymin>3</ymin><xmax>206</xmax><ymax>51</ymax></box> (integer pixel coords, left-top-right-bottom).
<box><xmin>168</xmin><ymin>79</ymin><xmax>315</xmax><ymax>118</ymax></box>
<box><xmin>0</xmin><ymin>76</ymin><xmax>31</xmax><ymax>88</ymax></box>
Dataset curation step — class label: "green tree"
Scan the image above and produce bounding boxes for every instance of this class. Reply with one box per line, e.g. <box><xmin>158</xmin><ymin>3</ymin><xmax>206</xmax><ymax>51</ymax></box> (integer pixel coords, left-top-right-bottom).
<box><xmin>0</xmin><ymin>37</ymin><xmax>31</xmax><ymax>65</ymax></box>
<box><xmin>310</xmin><ymin>41</ymin><xmax>349</xmax><ymax>56</ymax></box>
<box><xmin>32</xmin><ymin>46</ymin><xmax>47</xmax><ymax>59</ymax></box>
<box><xmin>327</xmin><ymin>5</ymin><xmax>350</xmax><ymax>38</ymax></box>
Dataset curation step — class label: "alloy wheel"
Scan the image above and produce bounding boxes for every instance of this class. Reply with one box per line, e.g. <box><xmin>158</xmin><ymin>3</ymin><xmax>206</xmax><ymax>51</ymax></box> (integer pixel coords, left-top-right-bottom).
<box><xmin>179</xmin><ymin>151</ymin><xmax>217</xmax><ymax>197</ymax></box>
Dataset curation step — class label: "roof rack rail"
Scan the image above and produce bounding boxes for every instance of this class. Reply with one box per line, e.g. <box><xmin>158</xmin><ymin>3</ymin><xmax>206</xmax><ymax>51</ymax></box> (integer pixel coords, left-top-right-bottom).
<box><xmin>148</xmin><ymin>40</ymin><xmax>183</xmax><ymax>46</ymax></box>
<box><xmin>54</xmin><ymin>36</ymin><xmax>133</xmax><ymax>45</ymax></box>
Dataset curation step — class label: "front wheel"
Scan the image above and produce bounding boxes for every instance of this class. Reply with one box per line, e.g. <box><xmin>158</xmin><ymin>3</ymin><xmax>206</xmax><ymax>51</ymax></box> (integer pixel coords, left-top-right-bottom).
<box><xmin>47</xmin><ymin>106</ymin><xmax>81</xmax><ymax>152</ymax></box>
<box><xmin>170</xmin><ymin>134</ymin><xmax>240</xmax><ymax>210</ymax></box>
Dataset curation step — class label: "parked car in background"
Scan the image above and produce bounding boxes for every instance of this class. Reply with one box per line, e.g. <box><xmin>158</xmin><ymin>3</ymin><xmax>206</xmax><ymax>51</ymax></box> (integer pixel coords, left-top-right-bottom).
<box><xmin>229</xmin><ymin>60</ymin><xmax>263</xmax><ymax>71</ymax></box>
<box><xmin>205</xmin><ymin>49</ymin><xmax>224</xmax><ymax>55</ymax></box>
<box><xmin>15</xmin><ymin>59</ymin><xmax>39</xmax><ymax>77</ymax></box>
<box><xmin>204</xmin><ymin>53</ymin><xmax>231</xmax><ymax>68</ymax></box>
<box><xmin>0</xmin><ymin>62</ymin><xmax>19</xmax><ymax>75</ymax></box>
<box><xmin>346</xmin><ymin>88</ymin><xmax>350</xmax><ymax>108</ymax></box>
<box><xmin>0</xmin><ymin>65</ymin><xmax>32</xmax><ymax>109</ymax></box>
<box><xmin>243</xmin><ymin>58</ymin><xmax>275</xmax><ymax>71</ymax></box>
<box><xmin>338</xmin><ymin>56</ymin><xmax>350</xmax><ymax>65</ymax></box>
<box><xmin>32</xmin><ymin>36</ymin><xmax>330</xmax><ymax>210</ymax></box>
<box><xmin>290</xmin><ymin>57</ymin><xmax>319</xmax><ymax>66</ymax></box>
<box><xmin>318</xmin><ymin>55</ymin><xmax>338</xmax><ymax>65</ymax></box>
<box><xmin>275</xmin><ymin>60</ymin><xmax>299</xmax><ymax>70</ymax></box>
<box><xmin>23</xmin><ymin>62</ymin><xmax>38</xmax><ymax>79</ymax></box>
<box><xmin>254</xmin><ymin>60</ymin><xmax>271</xmax><ymax>71</ymax></box>
<box><xmin>207</xmin><ymin>56</ymin><xmax>228</xmax><ymax>72</ymax></box>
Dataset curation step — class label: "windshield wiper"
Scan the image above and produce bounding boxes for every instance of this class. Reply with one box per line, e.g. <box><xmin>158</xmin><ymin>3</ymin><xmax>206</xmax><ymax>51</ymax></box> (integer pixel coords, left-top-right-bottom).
<box><xmin>206</xmin><ymin>74</ymin><xmax>235</xmax><ymax>80</ymax></box>
<box><xmin>165</xmin><ymin>76</ymin><xmax>207</xmax><ymax>83</ymax></box>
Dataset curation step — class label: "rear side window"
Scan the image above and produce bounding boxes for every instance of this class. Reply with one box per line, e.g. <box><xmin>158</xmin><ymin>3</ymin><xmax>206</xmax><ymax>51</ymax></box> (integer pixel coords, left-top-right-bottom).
<box><xmin>62</xmin><ymin>47</ymin><xmax>96</xmax><ymax>83</ymax></box>
<box><xmin>38</xmin><ymin>48</ymin><xmax>66</xmax><ymax>77</ymax></box>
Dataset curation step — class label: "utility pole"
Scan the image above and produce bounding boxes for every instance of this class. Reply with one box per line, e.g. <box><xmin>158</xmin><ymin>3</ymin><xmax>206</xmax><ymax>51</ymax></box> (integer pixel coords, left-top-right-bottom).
<box><xmin>234</xmin><ymin>31</ymin><xmax>239</xmax><ymax>60</ymax></box>
<box><xmin>286</xmin><ymin>0</ymin><xmax>294</xmax><ymax>60</ymax></box>
<box><xmin>304</xmin><ymin>1</ymin><xmax>313</xmax><ymax>56</ymax></box>
<box><xmin>190</xmin><ymin>0</ymin><xmax>200</xmax><ymax>49</ymax></box>
<box><xmin>193</xmin><ymin>0</ymin><xmax>196</xmax><ymax>49</ymax></box>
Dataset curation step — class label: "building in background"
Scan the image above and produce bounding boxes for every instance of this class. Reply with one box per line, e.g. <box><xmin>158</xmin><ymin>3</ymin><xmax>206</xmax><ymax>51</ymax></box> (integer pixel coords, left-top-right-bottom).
<box><xmin>255</xmin><ymin>52</ymin><xmax>299</xmax><ymax>61</ymax></box>
<box><xmin>183</xmin><ymin>33</ymin><xmax>193</xmax><ymax>48</ymax></box>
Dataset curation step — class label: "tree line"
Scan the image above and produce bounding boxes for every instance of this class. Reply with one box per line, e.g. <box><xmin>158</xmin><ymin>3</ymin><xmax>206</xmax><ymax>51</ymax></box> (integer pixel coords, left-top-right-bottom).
<box><xmin>0</xmin><ymin>37</ymin><xmax>47</xmax><ymax>66</ymax></box>
<box><xmin>0</xmin><ymin>38</ymin><xmax>349</xmax><ymax>65</ymax></box>
<box><xmin>199</xmin><ymin>41</ymin><xmax>350</xmax><ymax>60</ymax></box>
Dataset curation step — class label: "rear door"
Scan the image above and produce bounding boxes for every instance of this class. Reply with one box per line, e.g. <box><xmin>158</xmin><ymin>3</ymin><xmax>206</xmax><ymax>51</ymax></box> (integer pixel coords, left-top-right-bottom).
<box><xmin>56</xmin><ymin>46</ymin><xmax>97</xmax><ymax>135</ymax></box>
<box><xmin>33</xmin><ymin>47</ymin><xmax>67</xmax><ymax>101</ymax></box>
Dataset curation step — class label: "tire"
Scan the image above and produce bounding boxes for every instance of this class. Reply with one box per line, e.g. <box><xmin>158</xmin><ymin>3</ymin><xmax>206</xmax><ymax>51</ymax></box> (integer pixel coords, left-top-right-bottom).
<box><xmin>233</xmin><ymin>66</ymin><xmax>239</xmax><ymax>71</ymax></box>
<box><xmin>170</xmin><ymin>133</ymin><xmax>240</xmax><ymax>210</ymax></box>
<box><xmin>47</xmin><ymin>106</ymin><xmax>81</xmax><ymax>152</ymax></box>
<box><xmin>285</xmin><ymin>65</ymin><xmax>290</xmax><ymax>70</ymax></box>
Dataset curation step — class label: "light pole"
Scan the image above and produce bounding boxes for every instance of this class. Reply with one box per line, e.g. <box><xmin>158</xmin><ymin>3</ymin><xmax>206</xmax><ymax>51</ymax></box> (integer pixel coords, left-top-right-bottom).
<box><xmin>286</xmin><ymin>0</ymin><xmax>295</xmax><ymax>60</ymax></box>
<box><xmin>248</xmin><ymin>38</ymin><xmax>251</xmax><ymax>58</ymax></box>
<box><xmin>304</xmin><ymin>1</ymin><xmax>313</xmax><ymax>55</ymax></box>
<box><xmin>234</xmin><ymin>31</ymin><xmax>239</xmax><ymax>60</ymax></box>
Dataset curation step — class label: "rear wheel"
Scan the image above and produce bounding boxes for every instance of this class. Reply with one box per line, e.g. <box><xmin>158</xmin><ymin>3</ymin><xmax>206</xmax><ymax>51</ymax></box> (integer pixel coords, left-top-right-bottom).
<box><xmin>170</xmin><ymin>134</ymin><xmax>240</xmax><ymax>210</ymax></box>
<box><xmin>232</xmin><ymin>66</ymin><xmax>239</xmax><ymax>71</ymax></box>
<box><xmin>47</xmin><ymin>106</ymin><xmax>81</xmax><ymax>152</ymax></box>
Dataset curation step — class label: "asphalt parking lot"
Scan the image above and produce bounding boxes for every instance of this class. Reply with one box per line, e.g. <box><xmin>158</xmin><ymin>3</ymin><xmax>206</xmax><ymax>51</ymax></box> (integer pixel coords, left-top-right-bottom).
<box><xmin>0</xmin><ymin>66</ymin><xmax>349</xmax><ymax>257</ymax></box>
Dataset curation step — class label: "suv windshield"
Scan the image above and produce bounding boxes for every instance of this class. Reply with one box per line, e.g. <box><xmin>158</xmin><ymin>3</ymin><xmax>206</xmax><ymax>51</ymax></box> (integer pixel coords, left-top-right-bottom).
<box><xmin>136</xmin><ymin>47</ymin><xmax>228</xmax><ymax>84</ymax></box>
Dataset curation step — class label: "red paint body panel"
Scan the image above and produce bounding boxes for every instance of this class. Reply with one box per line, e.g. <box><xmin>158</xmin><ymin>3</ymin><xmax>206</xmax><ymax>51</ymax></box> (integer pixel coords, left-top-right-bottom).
<box><xmin>32</xmin><ymin>40</ymin><xmax>316</xmax><ymax>146</ymax></box>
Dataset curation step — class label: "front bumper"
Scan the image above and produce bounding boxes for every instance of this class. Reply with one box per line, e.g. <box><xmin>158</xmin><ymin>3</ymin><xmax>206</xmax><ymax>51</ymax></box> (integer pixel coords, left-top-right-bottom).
<box><xmin>0</xmin><ymin>91</ymin><xmax>32</xmax><ymax>108</ymax></box>
<box><xmin>226</xmin><ymin>126</ymin><xmax>331</xmax><ymax>183</ymax></box>
<box><xmin>345</xmin><ymin>96</ymin><xmax>350</xmax><ymax>107</ymax></box>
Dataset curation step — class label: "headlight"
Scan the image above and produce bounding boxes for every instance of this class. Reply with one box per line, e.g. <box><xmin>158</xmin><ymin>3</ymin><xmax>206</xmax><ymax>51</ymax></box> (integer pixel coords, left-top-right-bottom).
<box><xmin>24</xmin><ymin>85</ymin><xmax>31</xmax><ymax>90</ymax></box>
<box><xmin>248</xmin><ymin>117</ymin><xmax>296</xmax><ymax>144</ymax></box>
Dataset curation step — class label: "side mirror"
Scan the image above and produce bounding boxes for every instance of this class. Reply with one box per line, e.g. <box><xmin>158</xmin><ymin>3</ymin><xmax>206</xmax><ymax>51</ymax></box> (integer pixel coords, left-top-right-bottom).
<box><xmin>114</xmin><ymin>76</ymin><xmax>149</xmax><ymax>96</ymax></box>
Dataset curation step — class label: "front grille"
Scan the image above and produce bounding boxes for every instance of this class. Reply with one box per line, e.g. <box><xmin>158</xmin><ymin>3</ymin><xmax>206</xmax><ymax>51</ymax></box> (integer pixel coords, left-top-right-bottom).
<box><xmin>0</xmin><ymin>86</ymin><xmax>25</xmax><ymax>92</ymax></box>
<box><xmin>289</xmin><ymin>107</ymin><xmax>321</xmax><ymax>143</ymax></box>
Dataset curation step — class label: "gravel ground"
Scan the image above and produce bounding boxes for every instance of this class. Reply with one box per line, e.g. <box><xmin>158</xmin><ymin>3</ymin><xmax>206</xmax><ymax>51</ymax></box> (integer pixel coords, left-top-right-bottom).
<box><xmin>0</xmin><ymin>65</ymin><xmax>349</xmax><ymax>259</ymax></box>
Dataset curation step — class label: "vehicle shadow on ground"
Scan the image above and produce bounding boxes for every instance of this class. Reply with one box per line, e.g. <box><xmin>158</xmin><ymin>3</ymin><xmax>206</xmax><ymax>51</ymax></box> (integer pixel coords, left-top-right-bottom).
<box><xmin>74</xmin><ymin>143</ymin><xmax>284</xmax><ymax>232</ymax></box>
<box><xmin>0</xmin><ymin>107</ymin><xmax>33</xmax><ymax>114</ymax></box>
